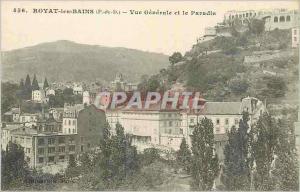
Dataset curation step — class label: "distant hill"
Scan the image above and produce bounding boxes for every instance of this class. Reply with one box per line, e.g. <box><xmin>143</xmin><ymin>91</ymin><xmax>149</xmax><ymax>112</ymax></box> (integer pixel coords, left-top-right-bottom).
<box><xmin>2</xmin><ymin>40</ymin><xmax>169</xmax><ymax>83</ymax></box>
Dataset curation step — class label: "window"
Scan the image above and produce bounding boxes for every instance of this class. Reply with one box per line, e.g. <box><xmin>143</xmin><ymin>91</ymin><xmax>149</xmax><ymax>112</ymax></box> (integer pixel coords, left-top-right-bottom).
<box><xmin>190</xmin><ymin>118</ymin><xmax>194</xmax><ymax>123</ymax></box>
<box><xmin>59</xmin><ymin>155</ymin><xmax>65</xmax><ymax>161</ymax></box>
<box><xmin>48</xmin><ymin>156</ymin><xmax>55</xmax><ymax>163</ymax></box>
<box><xmin>81</xmin><ymin>145</ymin><xmax>84</xmax><ymax>152</ymax></box>
<box><xmin>215</xmin><ymin>126</ymin><xmax>220</xmax><ymax>133</ymax></box>
<box><xmin>26</xmin><ymin>148</ymin><xmax>31</xmax><ymax>154</ymax></box>
<box><xmin>38</xmin><ymin>138</ymin><xmax>44</xmax><ymax>145</ymax></box>
<box><xmin>279</xmin><ymin>16</ymin><xmax>285</xmax><ymax>22</ymax></box>
<box><xmin>168</xmin><ymin>113</ymin><xmax>172</xmax><ymax>117</ymax></box>
<box><xmin>38</xmin><ymin>157</ymin><xmax>44</xmax><ymax>163</ymax></box>
<box><xmin>58</xmin><ymin>146</ymin><xmax>65</xmax><ymax>153</ymax></box>
<box><xmin>294</xmin><ymin>29</ymin><xmax>297</xmax><ymax>35</ymax></box>
<box><xmin>180</xmin><ymin>128</ymin><xmax>183</xmax><ymax>134</ymax></box>
<box><xmin>69</xmin><ymin>120</ymin><xmax>71</xmax><ymax>125</ymax></box>
<box><xmin>73</xmin><ymin>120</ymin><xmax>76</xmax><ymax>125</ymax></box>
<box><xmin>216</xmin><ymin>119</ymin><xmax>220</xmax><ymax>125</ymax></box>
<box><xmin>38</xmin><ymin>148</ymin><xmax>44</xmax><ymax>155</ymax></box>
<box><xmin>294</xmin><ymin>37</ymin><xmax>297</xmax><ymax>42</ymax></box>
<box><xmin>250</xmin><ymin>12</ymin><xmax>252</xmax><ymax>16</ymax></box>
<box><xmin>69</xmin><ymin>137</ymin><xmax>74</xmax><ymax>143</ymax></box>
<box><xmin>69</xmin><ymin>145</ymin><xmax>75</xmax><ymax>151</ymax></box>
<box><xmin>286</xmin><ymin>15</ymin><xmax>291</xmax><ymax>22</ymax></box>
<box><xmin>246</xmin><ymin>13</ymin><xmax>249</xmax><ymax>17</ymax></box>
<box><xmin>48</xmin><ymin>138</ymin><xmax>55</xmax><ymax>145</ymax></box>
<box><xmin>58</xmin><ymin>137</ymin><xmax>65</xmax><ymax>144</ymax></box>
<box><xmin>274</xmin><ymin>16</ymin><xmax>278</xmax><ymax>22</ymax></box>
<box><xmin>235</xmin><ymin>118</ymin><xmax>239</xmax><ymax>125</ymax></box>
<box><xmin>48</xmin><ymin>147</ymin><xmax>55</xmax><ymax>154</ymax></box>
<box><xmin>225</xmin><ymin>118</ymin><xmax>229</xmax><ymax>125</ymax></box>
<box><xmin>69</xmin><ymin>128</ymin><xmax>71</xmax><ymax>134</ymax></box>
<box><xmin>87</xmin><ymin>143</ymin><xmax>90</xmax><ymax>148</ymax></box>
<box><xmin>168</xmin><ymin>121</ymin><xmax>173</xmax><ymax>127</ymax></box>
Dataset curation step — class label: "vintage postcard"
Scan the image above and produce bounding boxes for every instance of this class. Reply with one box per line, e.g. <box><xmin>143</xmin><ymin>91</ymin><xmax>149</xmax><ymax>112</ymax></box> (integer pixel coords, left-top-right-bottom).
<box><xmin>1</xmin><ymin>0</ymin><xmax>299</xmax><ymax>191</ymax></box>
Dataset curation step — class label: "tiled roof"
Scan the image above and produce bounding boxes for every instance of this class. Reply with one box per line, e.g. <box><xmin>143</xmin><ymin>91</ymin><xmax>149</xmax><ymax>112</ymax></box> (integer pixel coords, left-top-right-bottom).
<box><xmin>201</xmin><ymin>102</ymin><xmax>242</xmax><ymax>115</ymax></box>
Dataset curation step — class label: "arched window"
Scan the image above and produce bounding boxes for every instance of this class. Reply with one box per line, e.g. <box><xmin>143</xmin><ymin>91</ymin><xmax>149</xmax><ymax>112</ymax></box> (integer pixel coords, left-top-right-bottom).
<box><xmin>280</xmin><ymin>16</ymin><xmax>285</xmax><ymax>22</ymax></box>
<box><xmin>274</xmin><ymin>16</ymin><xmax>278</xmax><ymax>22</ymax></box>
<box><xmin>286</xmin><ymin>15</ymin><xmax>291</xmax><ymax>22</ymax></box>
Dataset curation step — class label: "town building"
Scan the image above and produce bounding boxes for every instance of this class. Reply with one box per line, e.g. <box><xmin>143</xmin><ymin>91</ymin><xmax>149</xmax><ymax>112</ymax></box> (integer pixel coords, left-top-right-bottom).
<box><xmin>2</xmin><ymin>105</ymin><xmax>107</xmax><ymax>173</ymax></box>
<box><xmin>62</xmin><ymin>104</ymin><xmax>84</xmax><ymax>134</ymax></box>
<box><xmin>224</xmin><ymin>9</ymin><xmax>299</xmax><ymax>31</ymax></box>
<box><xmin>45</xmin><ymin>88</ymin><xmax>55</xmax><ymax>96</ymax></box>
<box><xmin>3</xmin><ymin>107</ymin><xmax>20</xmax><ymax>122</ymax></box>
<box><xmin>105</xmin><ymin>96</ymin><xmax>266</xmax><ymax>161</ymax></box>
<box><xmin>19</xmin><ymin>113</ymin><xmax>40</xmax><ymax>127</ymax></box>
<box><xmin>73</xmin><ymin>84</ymin><xmax>83</xmax><ymax>95</ymax></box>
<box><xmin>32</xmin><ymin>90</ymin><xmax>47</xmax><ymax>103</ymax></box>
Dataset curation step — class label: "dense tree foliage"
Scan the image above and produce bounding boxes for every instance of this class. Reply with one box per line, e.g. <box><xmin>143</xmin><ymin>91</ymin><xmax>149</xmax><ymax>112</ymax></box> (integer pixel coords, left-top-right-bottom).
<box><xmin>190</xmin><ymin>117</ymin><xmax>219</xmax><ymax>190</ymax></box>
<box><xmin>2</xmin><ymin>82</ymin><xmax>19</xmax><ymax>113</ymax></box>
<box><xmin>169</xmin><ymin>52</ymin><xmax>183</xmax><ymax>65</ymax></box>
<box><xmin>31</xmin><ymin>74</ymin><xmax>40</xmax><ymax>91</ymax></box>
<box><xmin>1</xmin><ymin>142</ymin><xmax>29</xmax><ymax>190</ymax></box>
<box><xmin>222</xmin><ymin>112</ymin><xmax>251</xmax><ymax>190</ymax></box>
<box><xmin>176</xmin><ymin>138</ymin><xmax>192</xmax><ymax>173</ymax></box>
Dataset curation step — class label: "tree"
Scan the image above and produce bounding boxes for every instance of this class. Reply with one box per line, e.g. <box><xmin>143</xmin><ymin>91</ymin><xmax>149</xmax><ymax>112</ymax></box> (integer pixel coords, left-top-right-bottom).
<box><xmin>176</xmin><ymin>138</ymin><xmax>191</xmax><ymax>173</ymax></box>
<box><xmin>222</xmin><ymin>112</ymin><xmax>251</xmax><ymax>190</ymax></box>
<box><xmin>31</xmin><ymin>74</ymin><xmax>39</xmax><ymax>91</ymax></box>
<box><xmin>65</xmin><ymin>155</ymin><xmax>79</xmax><ymax>178</ymax></box>
<box><xmin>1</xmin><ymin>82</ymin><xmax>19</xmax><ymax>113</ymax></box>
<box><xmin>271</xmin><ymin>119</ymin><xmax>299</xmax><ymax>190</ymax></box>
<box><xmin>43</xmin><ymin>78</ymin><xmax>49</xmax><ymax>90</ymax></box>
<box><xmin>250</xmin><ymin>113</ymin><xmax>279</xmax><ymax>190</ymax></box>
<box><xmin>24</xmin><ymin>74</ymin><xmax>32</xmax><ymax>100</ymax></box>
<box><xmin>99</xmin><ymin>122</ymin><xmax>139</xmax><ymax>189</ymax></box>
<box><xmin>190</xmin><ymin>117</ymin><xmax>219</xmax><ymax>190</ymax></box>
<box><xmin>141</xmin><ymin>148</ymin><xmax>160</xmax><ymax>166</ymax></box>
<box><xmin>1</xmin><ymin>142</ymin><xmax>29</xmax><ymax>190</ymax></box>
<box><xmin>169</xmin><ymin>52</ymin><xmax>183</xmax><ymax>65</ymax></box>
<box><xmin>248</xmin><ymin>19</ymin><xmax>265</xmax><ymax>35</ymax></box>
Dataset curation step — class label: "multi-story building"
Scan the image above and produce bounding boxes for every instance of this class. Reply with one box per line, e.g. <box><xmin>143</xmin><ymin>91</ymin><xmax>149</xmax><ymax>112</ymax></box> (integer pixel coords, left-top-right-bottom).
<box><xmin>73</xmin><ymin>84</ymin><xmax>83</xmax><ymax>95</ymax></box>
<box><xmin>224</xmin><ymin>9</ymin><xmax>299</xmax><ymax>31</ymax></box>
<box><xmin>32</xmin><ymin>90</ymin><xmax>47</xmax><ymax>103</ymax></box>
<box><xmin>3</xmin><ymin>107</ymin><xmax>20</xmax><ymax>122</ymax></box>
<box><xmin>3</xmin><ymin>105</ymin><xmax>107</xmax><ymax>173</ymax></box>
<box><xmin>105</xmin><ymin>97</ymin><xmax>266</xmax><ymax>159</ymax></box>
<box><xmin>19</xmin><ymin>113</ymin><xmax>40</xmax><ymax>127</ymax></box>
<box><xmin>292</xmin><ymin>27</ymin><xmax>299</xmax><ymax>48</ymax></box>
<box><xmin>62</xmin><ymin>104</ymin><xmax>84</xmax><ymax>134</ymax></box>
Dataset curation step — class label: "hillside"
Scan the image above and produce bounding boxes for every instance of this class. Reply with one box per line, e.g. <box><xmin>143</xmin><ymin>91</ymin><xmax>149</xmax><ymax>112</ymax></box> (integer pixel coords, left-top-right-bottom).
<box><xmin>2</xmin><ymin>40</ymin><xmax>169</xmax><ymax>83</ymax></box>
<box><xmin>142</xmin><ymin>28</ymin><xmax>299</xmax><ymax>108</ymax></box>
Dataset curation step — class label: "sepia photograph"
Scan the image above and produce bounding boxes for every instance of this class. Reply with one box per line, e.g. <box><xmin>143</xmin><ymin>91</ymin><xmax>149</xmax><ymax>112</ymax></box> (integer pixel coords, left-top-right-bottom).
<box><xmin>1</xmin><ymin>1</ymin><xmax>299</xmax><ymax>191</ymax></box>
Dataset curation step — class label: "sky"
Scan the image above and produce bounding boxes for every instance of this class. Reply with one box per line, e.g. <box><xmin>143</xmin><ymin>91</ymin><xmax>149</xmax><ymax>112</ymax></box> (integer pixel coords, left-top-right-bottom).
<box><xmin>1</xmin><ymin>1</ymin><xmax>299</xmax><ymax>55</ymax></box>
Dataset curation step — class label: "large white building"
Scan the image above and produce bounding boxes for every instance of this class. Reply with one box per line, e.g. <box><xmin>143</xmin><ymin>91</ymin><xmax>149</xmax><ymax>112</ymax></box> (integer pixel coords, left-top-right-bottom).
<box><xmin>224</xmin><ymin>9</ymin><xmax>299</xmax><ymax>31</ymax></box>
<box><xmin>105</xmin><ymin>97</ymin><xmax>266</xmax><ymax>156</ymax></box>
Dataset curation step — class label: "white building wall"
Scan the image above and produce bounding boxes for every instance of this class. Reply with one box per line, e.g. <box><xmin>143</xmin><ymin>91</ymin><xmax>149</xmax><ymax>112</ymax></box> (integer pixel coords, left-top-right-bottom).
<box><xmin>292</xmin><ymin>27</ymin><xmax>299</xmax><ymax>48</ymax></box>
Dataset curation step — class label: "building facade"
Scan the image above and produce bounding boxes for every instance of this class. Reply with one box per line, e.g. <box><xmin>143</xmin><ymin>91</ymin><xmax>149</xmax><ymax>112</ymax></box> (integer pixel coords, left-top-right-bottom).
<box><xmin>292</xmin><ymin>27</ymin><xmax>299</xmax><ymax>48</ymax></box>
<box><xmin>2</xmin><ymin>104</ymin><xmax>107</xmax><ymax>174</ymax></box>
